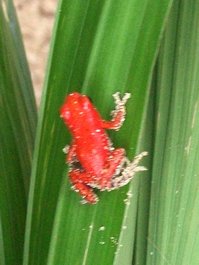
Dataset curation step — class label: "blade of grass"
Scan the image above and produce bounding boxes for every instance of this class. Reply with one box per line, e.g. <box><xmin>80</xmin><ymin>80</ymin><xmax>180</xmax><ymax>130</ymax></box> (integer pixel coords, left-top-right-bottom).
<box><xmin>0</xmin><ymin>0</ymin><xmax>37</xmax><ymax>264</ymax></box>
<box><xmin>24</xmin><ymin>0</ymin><xmax>173</xmax><ymax>264</ymax></box>
<box><xmin>147</xmin><ymin>0</ymin><xmax>199</xmax><ymax>264</ymax></box>
<box><xmin>130</xmin><ymin>81</ymin><xmax>156</xmax><ymax>265</ymax></box>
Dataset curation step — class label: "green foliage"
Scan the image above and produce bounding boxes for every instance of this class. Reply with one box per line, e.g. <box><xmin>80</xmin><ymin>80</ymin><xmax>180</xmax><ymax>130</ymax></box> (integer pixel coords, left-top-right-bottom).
<box><xmin>147</xmin><ymin>1</ymin><xmax>199</xmax><ymax>264</ymax></box>
<box><xmin>1</xmin><ymin>0</ymin><xmax>199</xmax><ymax>264</ymax></box>
<box><xmin>0</xmin><ymin>1</ymin><xmax>37</xmax><ymax>264</ymax></box>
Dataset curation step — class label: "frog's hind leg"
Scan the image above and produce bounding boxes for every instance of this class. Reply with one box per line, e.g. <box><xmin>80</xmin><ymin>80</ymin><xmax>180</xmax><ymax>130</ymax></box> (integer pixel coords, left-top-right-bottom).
<box><xmin>63</xmin><ymin>141</ymin><xmax>77</xmax><ymax>163</ymax></box>
<box><xmin>69</xmin><ymin>170</ymin><xmax>98</xmax><ymax>204</ymax></box>
<box><xmin>110</xmin><ymin>151</ymin><xmax>148</xmax><ymax>190</ymax></box>
<box><xmin>98</xmin><ymin>148</ymin><xmax>125</xmax><ymax>190</ymax></box>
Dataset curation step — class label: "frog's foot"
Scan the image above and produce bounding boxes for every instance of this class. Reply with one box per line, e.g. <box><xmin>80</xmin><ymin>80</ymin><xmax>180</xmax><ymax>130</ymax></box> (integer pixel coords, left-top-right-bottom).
<box><xmin>112</xmin><ymin>92</ymin><xmax>131</xmax><ymax>109</ymax></box>
<box><xmin>62</xmin><ymin>145</ymin><xmax>69</xmax><ymax>154</ymax></box>
<box><xmin>69</xmin><ymin>171</ymin><xmax>98</xmax><ymax>204</ymax></box>
<box><xmin>111</xmin><ymin>92</ymin><xmax>131</xmax><ymax>130</ymax></box>
<box><xmin>102</xmin><ymin>92</ymin><xmax>131</xmax><ymax>130</ymax></box>
<box><xmin>110</xmin><ymin>151</ymin><xmax>148</xmax><ymax>190</ymax></box>
<box><xmin>71</xmin><ymin>182</ymin><xmax>98</xmax><ymax>204</ymax></box>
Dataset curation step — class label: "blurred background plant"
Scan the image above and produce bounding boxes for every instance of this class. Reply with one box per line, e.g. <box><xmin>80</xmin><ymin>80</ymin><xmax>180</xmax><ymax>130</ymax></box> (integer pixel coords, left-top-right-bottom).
<box><xmin>14</xmin><ymin>0</ymin><xmax>57</xmax><ymax>105</ymax></box>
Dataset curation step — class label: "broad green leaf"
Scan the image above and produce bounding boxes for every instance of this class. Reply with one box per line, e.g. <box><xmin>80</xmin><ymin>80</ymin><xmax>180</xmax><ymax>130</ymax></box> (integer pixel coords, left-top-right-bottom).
<box><xmin>24</xmin><ymin>1</ymin><xmax>173</xmax><ymax>265</ymax></box>
<box><xmin>0</xmin><ymin>0</ymin><xmax>37</xmax><ymax>264</ymax></box>
<box><xmin>147</xmin><ymin>0</ymin><xmax>199</xmax><ymax>264</ymax></box>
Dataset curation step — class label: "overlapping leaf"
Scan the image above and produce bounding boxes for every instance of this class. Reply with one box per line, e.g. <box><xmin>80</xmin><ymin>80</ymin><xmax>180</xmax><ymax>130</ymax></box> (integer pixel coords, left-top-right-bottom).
<box><xmin>147</xmin><ymin>1</ymin><xmax>199</xmax><ymax>264</ymax></box>
<box><xmin>0</xmin><ymin>1</ymin><xmax>36</xmax><ymax>264</ymax></box>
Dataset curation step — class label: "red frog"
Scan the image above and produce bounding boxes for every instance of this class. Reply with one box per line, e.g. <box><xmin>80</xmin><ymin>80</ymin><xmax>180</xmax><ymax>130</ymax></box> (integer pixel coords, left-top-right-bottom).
<box><xmin>60</xmin><ymin>92</ymin><xmax>147</xmax><ymax>204</ymax></box>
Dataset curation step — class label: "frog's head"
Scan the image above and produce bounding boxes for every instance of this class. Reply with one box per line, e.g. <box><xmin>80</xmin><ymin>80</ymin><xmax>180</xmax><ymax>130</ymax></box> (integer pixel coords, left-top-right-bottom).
<box><xmin>60</xmin><ymin>92</ymin><xmax>93</xmax><ymax>127</ymax></box>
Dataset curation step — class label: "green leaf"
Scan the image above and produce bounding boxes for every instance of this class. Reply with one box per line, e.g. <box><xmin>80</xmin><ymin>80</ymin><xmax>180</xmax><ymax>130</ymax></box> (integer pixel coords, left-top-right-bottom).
<box><xmin>23</xmin><ymin>1</ymin><xmax>173</xmax><ymax>265</ymax></box>
<box><xmin>146</xmin><ymin>0</ymin><xmax>199</xmax><ymax>264</ymax></box>
<box><xmin>0</xmin><ymin>1</ymin><xmax>37</xmax><ymax>264</ymax></box>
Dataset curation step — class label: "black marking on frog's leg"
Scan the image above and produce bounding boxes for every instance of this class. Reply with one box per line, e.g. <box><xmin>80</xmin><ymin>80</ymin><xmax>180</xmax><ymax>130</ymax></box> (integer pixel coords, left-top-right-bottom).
<box><xmin>68</xmin><ymin>160</ymin><xmax>84</xmax><ymax>172</ymax></box>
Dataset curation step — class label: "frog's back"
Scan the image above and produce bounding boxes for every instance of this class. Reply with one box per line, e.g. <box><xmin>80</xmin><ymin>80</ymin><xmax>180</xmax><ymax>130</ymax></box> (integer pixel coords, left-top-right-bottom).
<box><xmin>61</xmin><ymin>92</ymin><xmax>111</xmax><ymax>175</ymax></box>
<box><xmin>75</xmin><ymin>122</ymin><xmax>110</xmax><ymax>176</ymax></box>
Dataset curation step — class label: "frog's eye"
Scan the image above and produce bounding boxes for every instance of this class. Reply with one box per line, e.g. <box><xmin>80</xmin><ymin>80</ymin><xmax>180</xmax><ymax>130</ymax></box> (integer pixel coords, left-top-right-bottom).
<box><xmin>60</xmin><ymin>107</ymin><xmax>71</xmax><ymax>120</ymax></box>
<box><xmin>87</xmin><ymin>96</ymin><xmax>93</xmax><ymax>103</ymax></box>
<box><xmin>81</xmin><ymin>96</ymin><xmax>92</xmax><ymax>110</ymax></box>
<box><xmin>64</xmin><ymin>110</ymin><xmax>71</xmax><ymax>120</ymax></box>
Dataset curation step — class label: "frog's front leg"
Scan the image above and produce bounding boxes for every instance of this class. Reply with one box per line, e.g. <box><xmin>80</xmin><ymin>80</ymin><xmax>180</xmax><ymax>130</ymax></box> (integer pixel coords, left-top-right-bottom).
<box><xmin>69</xmin><ymin>170</ymin><xmax>98</xmax><ymax>204</ymax></box>
<box><xmin>102</xmin><ymin>92</ymin><xmax>131</xmax><ymax>130</ymax></box>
